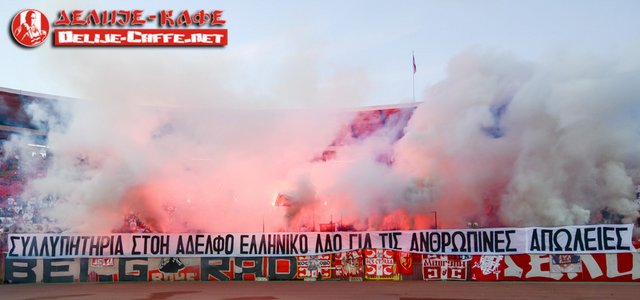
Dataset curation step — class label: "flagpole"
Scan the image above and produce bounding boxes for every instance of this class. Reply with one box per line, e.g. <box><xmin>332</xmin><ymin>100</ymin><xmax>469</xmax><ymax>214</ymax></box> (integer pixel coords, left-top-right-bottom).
<box><xmin>412</xmin><ymin>51</ymin><xmax>415</xmax><ymax>102</ymax></box>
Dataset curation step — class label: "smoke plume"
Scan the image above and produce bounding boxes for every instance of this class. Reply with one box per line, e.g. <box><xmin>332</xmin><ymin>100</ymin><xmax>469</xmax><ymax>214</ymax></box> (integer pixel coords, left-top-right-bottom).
<box><xmin>394</xmin><ymin>50</ymin><xmax>640</xmax><ymax>228</ymax></box>
<box><xmin>6</xmin><ymin>48</ymin><xmax>640</xmax><ymax>233</ymax></box>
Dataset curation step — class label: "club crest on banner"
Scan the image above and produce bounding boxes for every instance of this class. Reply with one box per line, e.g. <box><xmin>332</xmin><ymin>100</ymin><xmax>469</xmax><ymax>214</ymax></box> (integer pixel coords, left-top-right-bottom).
<box><xmin>550</xmin><ymin>254</ymin><xmax>582</xmax><ymax>273</ymax></box>
<box><xmin>472</xmin><ymin>255</ymin><xmax>504</xmax><ymax>280</ymax></box>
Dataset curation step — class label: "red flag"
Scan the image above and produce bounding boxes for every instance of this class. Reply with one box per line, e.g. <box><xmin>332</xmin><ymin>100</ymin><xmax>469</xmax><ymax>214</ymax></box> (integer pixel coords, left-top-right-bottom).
<box><xmin>412</xmin><ymin>53</ymin><xmax>417</xmax><ymax>74</ymax></box>
<box><xmin>396</xmin><ymin>251</ymin><xmax>413</xmax><ymax>275</ymax></box>
<box><xmin>273</xmin><ymin>193</ymin><xmax>292</xmax><ymax>207</ymax></box>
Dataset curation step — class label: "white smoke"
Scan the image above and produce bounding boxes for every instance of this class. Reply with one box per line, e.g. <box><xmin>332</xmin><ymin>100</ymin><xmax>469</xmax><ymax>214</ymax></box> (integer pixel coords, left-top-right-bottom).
<box><xmin>8</xmin><ymin>39</ymin><xmax>367</xmax><ymax>233</ymax></box>
<box><xmin>8</xmin><ymin>47</ymin><xmax>640</xmax><ymax>233</ymax></box>
<box><xmin>394</xmin><ymin>49</ymin><xmax>640</xmax><ymax>228</ymax></box>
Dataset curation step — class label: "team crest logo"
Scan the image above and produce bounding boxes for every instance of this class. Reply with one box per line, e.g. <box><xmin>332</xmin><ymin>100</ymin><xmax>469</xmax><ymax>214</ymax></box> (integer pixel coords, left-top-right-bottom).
<box><xmin>11</xmin><ymin>9</ymin><xmax>50</xmax><ymax>47</ymax></box>
<box><xmin>159</xmin><ymin>257</ymin><xmax>185</xmax><ymax>273</ymax></box>
<box><xmin>473</xmin><ymin>255</ymin><xmax>504</xmax><ymax>279</ymax></box>
<box><xmin>551</xmin><ymin>254</ymin><xmax>582</xmax><ymax>273</ymax></box>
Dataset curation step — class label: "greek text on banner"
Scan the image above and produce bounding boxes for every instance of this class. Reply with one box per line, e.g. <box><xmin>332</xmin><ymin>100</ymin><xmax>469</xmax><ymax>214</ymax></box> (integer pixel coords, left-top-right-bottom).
<box><xmin>6</xmin><ymin>224</ymin><xmax>634</xmax><ymax>259</ymax></box>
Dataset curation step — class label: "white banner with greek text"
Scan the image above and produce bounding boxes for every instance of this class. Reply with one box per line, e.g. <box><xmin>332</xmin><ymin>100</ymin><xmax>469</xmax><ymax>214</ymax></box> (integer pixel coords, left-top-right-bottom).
<box><xmin>6</xmin><ymin>224</ymin><xmax>634</xmax><ymax>258</ymax></box>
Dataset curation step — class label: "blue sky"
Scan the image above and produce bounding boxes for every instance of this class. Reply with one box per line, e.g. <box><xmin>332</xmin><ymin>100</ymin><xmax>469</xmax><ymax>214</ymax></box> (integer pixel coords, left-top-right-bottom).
<box><xmin>1</xmin><ymin>0</ymin><xmax>639</xmax><ymax>106</ymax></box>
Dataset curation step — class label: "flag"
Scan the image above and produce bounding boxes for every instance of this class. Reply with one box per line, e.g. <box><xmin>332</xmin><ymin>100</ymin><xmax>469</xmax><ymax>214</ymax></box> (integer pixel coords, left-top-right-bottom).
<box><xmin>273</xmin><ymin>193</ymin><xmax>292</xmax><ymax>207</ymax></box>
<box><xmin>396</xmin><ymin>251</ymin><xmax>414</xmax><ymax>275</ymax></box>
<box><xmin>412</xmin><ymin>53</ymin><xmax>416</xmax><ymax>74</ymax></box>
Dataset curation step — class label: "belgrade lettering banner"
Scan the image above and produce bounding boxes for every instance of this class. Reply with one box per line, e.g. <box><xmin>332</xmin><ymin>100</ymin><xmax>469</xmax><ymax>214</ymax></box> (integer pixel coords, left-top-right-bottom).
<box><xmin>6</xmin><ymin>224</ymin><xmax>634</xmax><ymax>259</ymax></box>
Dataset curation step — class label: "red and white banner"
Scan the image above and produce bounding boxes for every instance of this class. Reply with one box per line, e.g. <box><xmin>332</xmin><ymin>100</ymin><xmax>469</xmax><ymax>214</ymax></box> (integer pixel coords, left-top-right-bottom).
<box><xmin>422</xmin><ymin>255</ymin><xmax>468</xmax><ymax>281</ymax></box>
<box><xmin>364</xmin><ymin>249</ymin><xmax>399</xmax><ymax>280</ymax></box>
<box><xmin>470</xmin><ymin>252</ymin><xmax>640</xmax><ymax>282</ymax></box>
<box><xmin>334</xmin><ymin>250</ymin><xmax>364</xmax><ymax>280</ymax></box>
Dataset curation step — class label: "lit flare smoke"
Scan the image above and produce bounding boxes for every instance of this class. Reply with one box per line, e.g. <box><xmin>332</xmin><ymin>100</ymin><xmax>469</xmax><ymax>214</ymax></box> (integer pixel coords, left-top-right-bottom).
<box><xmin>6</xmin><ymin>49</ymin><xmax>640</xmax><ymax>233</ymax></box>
